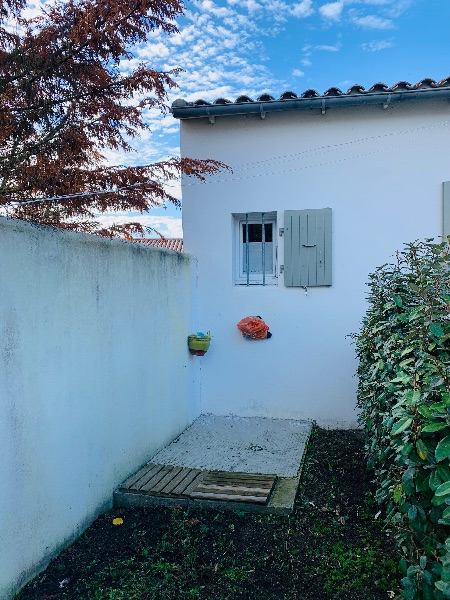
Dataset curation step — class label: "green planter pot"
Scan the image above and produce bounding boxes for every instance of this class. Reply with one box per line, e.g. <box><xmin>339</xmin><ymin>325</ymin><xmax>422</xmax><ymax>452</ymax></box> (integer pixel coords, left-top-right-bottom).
<box><xmin>188</xmin><ymin>333</ymin><xmax>211</xmax><ymax>356</ymax></box>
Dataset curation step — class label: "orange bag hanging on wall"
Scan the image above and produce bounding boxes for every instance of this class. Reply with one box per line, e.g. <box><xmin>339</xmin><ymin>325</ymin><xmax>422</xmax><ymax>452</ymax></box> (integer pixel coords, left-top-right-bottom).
<box><xmin>237</xmin><ymin>316</ymin><xmax>270</xmax><ymax>340</ymax></box>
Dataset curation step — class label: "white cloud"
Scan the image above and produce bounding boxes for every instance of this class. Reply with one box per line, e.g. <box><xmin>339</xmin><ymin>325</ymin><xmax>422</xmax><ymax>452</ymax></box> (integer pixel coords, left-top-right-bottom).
<box><xmin>301</xmin><ymin>58</ymin><xmax>312</xmax><ymax>66</ymax></box>
<box><xmin>319</xmin><ymin>1</ymin><xmax>344</xmax><ymax>22</ymax></box>
<box><xmin>337</xmin><ymin>79</ymin><xmax>353</xmax><ymax>89</ymax></box>
<box><xmin>292</xmin><ymin>68</ymin><xmax>305</xmax><ymax>77</ymax></box>
<box><xmin>349</xmin><ymin>0</ymin><xmax>391</xmax><ymax>4</ymax></box>
<box><xmin>227</xmin><ymin>0</ymin><xmax>316</xmax><ymax>23</ymax></box>
<box><xmin>315</xmin><ymin>42</ymin><xmax>342</xmax><ymax>51</ymax></box>
<box><xmin>345</xmin><ymin>0</ymin><xmax>410</xmax><ymax>9</ymax></box>
<box><xmin>290</xmin><ymin>0</ymin><xmax>315</xmax><ymax>18</ymax></box>
<box><xmin>184</xmin><ymin>85</ymin><xmax>234</xmax><ymax>102</ymax></box>
<box><xmin>377</xmin><ymin>0</ymin><xmax>413</xmax><ymax>18</ymax></box>
<box><xmin>22</xmin><ymin>3</ymin><xmax>45</xmax><ymax>19</ymax></box>
<box><xmin>194</xmin><ymin>0</ymin><xmax>234</xmax><ymax>18</ymax></box>
<box><xmin>136</xmin><ymin>42</ymin><xmax>171</xmax><ymax>60</ymax></box>
<box><xmin>237</xmin><ymin>0</ymin><xmax>263</xmax><ymax>12</ymax></box>
<box><xmin>349</xmin><ymin>12</ymin><xmax>395</xmax><ymax>29</ymax></box>
<box><xmin>167</xmin><ymin>25</ymin><xmax>198</xmax><ymax>46</ymax></box>
<box><xmin>361</xmin><ymin>39</ymin><xmax>393</xmax><ymax>51</ymax></box>
<box><xmin>101</xmin><ymin>144</ymin><xmax>160</xmax><ymax>168</ymax></box>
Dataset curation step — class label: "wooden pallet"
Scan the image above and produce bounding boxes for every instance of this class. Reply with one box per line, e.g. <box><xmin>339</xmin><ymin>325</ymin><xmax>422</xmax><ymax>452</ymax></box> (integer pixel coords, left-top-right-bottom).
<box><xmin>190</xmin><ymin>471</ymin><xmax>277</xmax><ymax>504</ymax></box>
<box><xmin>119</xmin><ymin>463</ymin><xmax>277</xmax><ymax>505</ymax></box>
<box><xmin>120</xmin><ymin>463</ymin><xmax>203</xmax><ymax>498</ymax></box>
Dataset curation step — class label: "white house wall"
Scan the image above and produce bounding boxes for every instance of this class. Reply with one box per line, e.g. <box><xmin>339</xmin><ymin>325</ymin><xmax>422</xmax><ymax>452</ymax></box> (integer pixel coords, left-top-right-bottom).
<box><xmin>0</xmin><ymin>218</ymin><xmax>201</xmax><ymax>599</ymax></box>
<box><xmin>180</xmin><ymin>100</ymin><xmax>450</xmax><ymax>427</ymax></box>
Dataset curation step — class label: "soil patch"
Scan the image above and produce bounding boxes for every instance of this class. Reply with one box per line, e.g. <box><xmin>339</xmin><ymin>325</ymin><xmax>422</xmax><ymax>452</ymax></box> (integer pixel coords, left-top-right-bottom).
<box><xmin>16</xmin><ymin>427</ymin><xmax>400</xmax><ymax>600</ymax></box>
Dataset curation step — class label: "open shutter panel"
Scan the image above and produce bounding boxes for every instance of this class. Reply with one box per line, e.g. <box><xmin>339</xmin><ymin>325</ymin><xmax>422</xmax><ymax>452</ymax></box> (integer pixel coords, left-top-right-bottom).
<box><xmin>444</xmin><ymin>182</ymin><xmax>450</xmax><ymax>239</ymax></box>
<box><xmin>284</xmin><ymin>209</ymin><xmax>332</xmax><ymax>287</ymax></box>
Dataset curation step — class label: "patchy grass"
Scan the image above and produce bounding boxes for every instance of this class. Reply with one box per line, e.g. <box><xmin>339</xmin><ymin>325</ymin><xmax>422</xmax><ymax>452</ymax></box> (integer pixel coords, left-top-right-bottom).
<box><xmin>16</xmin><ymin>427</ymin><xmax>400</xmax><ymax>600</ymax></box>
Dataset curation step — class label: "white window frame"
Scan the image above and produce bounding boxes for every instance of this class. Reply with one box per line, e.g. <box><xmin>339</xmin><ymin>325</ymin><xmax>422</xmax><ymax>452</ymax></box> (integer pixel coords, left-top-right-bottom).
<box><xmin>233</xmin><ymin>212</ymin><xmax>277</xmax><ymax>285</ymax></box>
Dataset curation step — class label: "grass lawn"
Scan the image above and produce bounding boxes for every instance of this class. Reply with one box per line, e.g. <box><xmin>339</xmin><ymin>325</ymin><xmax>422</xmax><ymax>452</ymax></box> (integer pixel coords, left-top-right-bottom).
<box><xmin>16</xmin><ymin>427</ymin><xmax>400</xmax><ymax>600</ymax></box>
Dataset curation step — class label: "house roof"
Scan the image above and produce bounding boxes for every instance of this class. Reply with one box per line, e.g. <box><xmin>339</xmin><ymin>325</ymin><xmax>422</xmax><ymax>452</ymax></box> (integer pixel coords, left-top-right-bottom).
<box><xmin>171</xmin><ymin>76</ymin><xmax>450</xmax><ymax>120</ymax></box>
<box><xmin>133</xmin><ymin>238</ymin><xmax>183</xmax><ymax>252</ymax></box>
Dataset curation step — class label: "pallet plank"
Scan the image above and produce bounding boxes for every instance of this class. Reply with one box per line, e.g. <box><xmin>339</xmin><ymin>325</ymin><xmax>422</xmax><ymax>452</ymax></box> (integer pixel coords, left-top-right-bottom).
<box><xmin>171</xmin><ymin>469</ymin><xmax>203</xmax><ymax>496</ymax></box>
<box><xmin>207</xmin><ymin>471</ymin><xmax>276</xmax><ymax>479</ymax></box>
<box><xmin>139</xmin><ymin>466</ymin><xmax>174</xmax><ymax>492</ymax></box>
<box><xmin>194</xmin><ymin>484</ymin><xmax>269</xmax><ymax>496</ymax></box>
<box><xmin>160</xmin><ymin>467</ymin><xmax>194</xmax><ymax>495</ymax></box>
<box><xmin>190</xmin><ymin>491</ymin><xmax>268</xmax><ymax>504</ymax></box>
<box><xmin>203</xmin><ymin>473</ymin><xmax>276</xmax><ymax>483</ymax></box>
<box><xmin>130</xmin><ymin>465</ymin><xmax>167</xmax><ymax>491</ymax></box>
<box><xmin>130</xmin><ymin>464</ymin><xmax>166</xmax><ymax>491</ymax></box>
<box><xmin>201</xmin><ymin>477</ymin><xmax>274</xmax><ymax>488</ymax></box>
<box><xmin>202</xmin><ymin>474</ymin><xmax>274</xmax><ymax>481</ymax></box>
<box><xmin>152</xmin><ymin>467</ymin><xmax>183</xmax><ymax>493</ymax></box>
<box><xmin>179</xmin><ymin>471</ymin><xmax>205</xmax><ymax>497</ymax></box>
<box><xmin>122</xmin><ymin>463</ymin><xmax>162</xmax><ymax>490</ymax></box>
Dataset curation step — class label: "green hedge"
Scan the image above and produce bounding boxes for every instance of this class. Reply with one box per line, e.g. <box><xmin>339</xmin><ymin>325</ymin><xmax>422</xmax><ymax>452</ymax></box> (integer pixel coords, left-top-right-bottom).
<box><xmin>355</xmin><ymin>239</ymin><xmax>450</xmax><ymax>600</ymax></box>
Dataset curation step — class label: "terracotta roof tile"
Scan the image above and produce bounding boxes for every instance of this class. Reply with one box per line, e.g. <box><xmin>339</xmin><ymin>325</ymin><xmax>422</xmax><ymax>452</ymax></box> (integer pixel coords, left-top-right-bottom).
<box><xmin>367</xmin><ymin>82</ymin><xmax>389</xmax><ymax>92</ymax></box>
<box><xmin>257</xmin><ymin>93</ymin><xmax>275</xmax><ymax>101</ymax></box>
<box><xmin>235</xmin><ymin>94</ymin><xmax>253</xmax><ymax>103</ymax></box>
<box><xmin>133</xmin><ymin>238</ymin><xmax>183</xmax><ymax>252</ymax></box>
<box><xmin>280</xmin><ymin>91</ymin><xmax>298</xmax><ymax>100</ymax></box>
<box><xmin>346</xmin><ymin>84</ymin><xmax>366</xmax><ymax>94</ymax></box>
<box><xmin>301</xmin><ymin>89</ymin><xmax>321</xmax><ymax>98</ymax></box>
<box><xmin>389</xmin><ymin>80</ymin><xmax>412</xmax><ymax>91</ymax></box>
<box><xmin>412</xmin><ymin>78</ymin><xmax>438</xmax><ymax>89</ymax></box>
<box><xmin>323</xmin><ymin>86</ymin><xmax>343</xmax><ymax>96</ymax></box>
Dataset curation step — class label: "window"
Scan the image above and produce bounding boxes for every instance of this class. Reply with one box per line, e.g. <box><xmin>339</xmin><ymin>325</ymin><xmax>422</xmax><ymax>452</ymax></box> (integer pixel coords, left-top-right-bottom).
<box><xmin>233</xmin><ymin>212</ymin><xmax>277</xmax><ymax>285</ymax></box>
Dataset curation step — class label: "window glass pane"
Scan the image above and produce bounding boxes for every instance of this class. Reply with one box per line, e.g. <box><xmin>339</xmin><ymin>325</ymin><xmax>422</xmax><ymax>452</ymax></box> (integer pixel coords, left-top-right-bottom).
<box><xmin>242</xmin><ymin>223</ymin><xmax>273</xmax><ymax>243</ymax></box>
<box><xmin>243</xmin><ymin>242</ymin><xmax>273</xmax><ymax>273</ymax></box>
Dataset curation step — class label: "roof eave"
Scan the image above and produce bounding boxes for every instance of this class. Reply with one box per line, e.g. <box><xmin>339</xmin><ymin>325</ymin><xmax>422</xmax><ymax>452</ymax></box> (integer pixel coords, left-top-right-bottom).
<box><xmin>172</xmin><ymin>87</ymin><xmax>450</xmax><ymax>120</ymax></box>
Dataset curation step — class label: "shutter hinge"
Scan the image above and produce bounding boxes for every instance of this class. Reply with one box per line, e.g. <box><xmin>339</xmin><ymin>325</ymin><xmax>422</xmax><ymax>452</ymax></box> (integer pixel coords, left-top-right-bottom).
<box><xmin>280</xmin><ymin>265</ymin><xmax>284</xmax><ymax>274</ymax></box>
<box><xmin>279</xmin><ymin>227</ymin><xmax>284</xmax><ymax>236</ymax></box>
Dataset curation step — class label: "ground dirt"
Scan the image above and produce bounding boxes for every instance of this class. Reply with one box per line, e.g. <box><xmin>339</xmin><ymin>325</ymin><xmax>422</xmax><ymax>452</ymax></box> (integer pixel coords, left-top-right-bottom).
<box><xmin>16</xmin><ymin>427</ymin><xmax>400</xmax><ymax>600</ymax></box>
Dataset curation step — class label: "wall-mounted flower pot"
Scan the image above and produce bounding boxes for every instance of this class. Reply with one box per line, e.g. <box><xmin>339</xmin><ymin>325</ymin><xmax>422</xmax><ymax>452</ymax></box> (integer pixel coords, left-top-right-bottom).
<box><xmin>188</xmin><ymin>332</ymin><xmax>211</xmax><ymax>356</ymax></box>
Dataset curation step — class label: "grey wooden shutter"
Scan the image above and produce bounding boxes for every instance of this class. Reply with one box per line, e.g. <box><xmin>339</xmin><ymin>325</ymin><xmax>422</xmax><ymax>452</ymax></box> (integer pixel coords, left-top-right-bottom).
<box><xmin>284</xmin><ymin>209</ymin><xmax>332</xmax><ymax>287</ymax></box>
<box><xmin>444</xmin><ymin>182</ymin><xmax>450</xmax><ymax>238</ymax></box>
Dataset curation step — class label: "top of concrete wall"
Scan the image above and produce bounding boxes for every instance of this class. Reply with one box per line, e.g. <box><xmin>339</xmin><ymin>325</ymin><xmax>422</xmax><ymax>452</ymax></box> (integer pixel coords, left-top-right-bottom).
<box><xmin>0</xmin><ymin>218</ymin><xmax>190</xmax><ymax>261</ymax></box>
<box><xmin>172</xmin><ymin>76</ymin><xmax>450</xmax><ymax>120</ymax></box>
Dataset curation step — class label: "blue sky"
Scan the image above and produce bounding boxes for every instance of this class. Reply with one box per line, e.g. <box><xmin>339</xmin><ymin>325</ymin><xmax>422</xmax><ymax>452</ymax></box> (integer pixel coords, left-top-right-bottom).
<box><xmin>93</xmin><ymin>0</ymin><xmax>450</xmax><ymax>237</ymax></box>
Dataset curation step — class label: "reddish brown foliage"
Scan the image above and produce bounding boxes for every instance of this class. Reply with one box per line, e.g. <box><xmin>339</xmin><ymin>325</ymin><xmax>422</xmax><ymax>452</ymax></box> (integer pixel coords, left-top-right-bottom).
<box><xmin>0</xmin><ymin>0</ymin><xmax>223</xmax><ymax>238</ymax></box>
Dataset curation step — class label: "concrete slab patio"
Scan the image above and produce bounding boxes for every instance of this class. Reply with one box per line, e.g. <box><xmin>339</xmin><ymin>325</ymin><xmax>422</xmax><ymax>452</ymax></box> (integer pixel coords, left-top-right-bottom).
<box><xmin>114</xmin><ymin>415</ymin><xmax>312</xmax><ymax>515</ymax></box>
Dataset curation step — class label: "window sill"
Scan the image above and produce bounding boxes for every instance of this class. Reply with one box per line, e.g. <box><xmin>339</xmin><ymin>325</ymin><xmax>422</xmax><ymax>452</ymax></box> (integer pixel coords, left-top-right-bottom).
<box><xmin>234</xmin><ymin>280</ymin><xmax>278</xmax><ymax>287</ymax></box>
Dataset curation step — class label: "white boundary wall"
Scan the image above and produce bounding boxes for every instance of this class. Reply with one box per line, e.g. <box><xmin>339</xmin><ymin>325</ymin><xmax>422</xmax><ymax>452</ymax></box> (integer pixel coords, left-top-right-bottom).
<box><xmin>180</xmin><ymin>100</ymin><xmax>450</xmax><ymax>427</ymax></box>
<box><xmin>0</xmin><ymin>217</ymin><xmax>200</xmax><ymax>599</ymax></box>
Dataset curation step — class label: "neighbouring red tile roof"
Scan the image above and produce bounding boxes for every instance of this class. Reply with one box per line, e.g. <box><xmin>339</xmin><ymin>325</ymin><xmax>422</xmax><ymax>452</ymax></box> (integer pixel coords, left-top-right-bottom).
<box><xmin>133</xmin><ymin>238</ymin><xmax>183</xmax><ymax>252</ymax></box>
